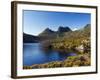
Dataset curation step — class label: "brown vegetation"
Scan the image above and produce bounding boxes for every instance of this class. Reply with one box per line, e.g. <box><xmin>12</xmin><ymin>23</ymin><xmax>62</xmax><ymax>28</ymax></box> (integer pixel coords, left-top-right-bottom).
<box><xmin>23</xmin><ymin>54</ymin><xmax>90</xmax><ymax>69</ymax></box>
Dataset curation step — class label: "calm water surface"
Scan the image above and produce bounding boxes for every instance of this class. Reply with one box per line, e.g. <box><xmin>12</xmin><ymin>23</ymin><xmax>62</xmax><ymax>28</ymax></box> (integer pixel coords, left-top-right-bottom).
<box><xmin>23</xmin><ymin>43</ymin><xmax>77</xmax><ymax>66</ymax></box>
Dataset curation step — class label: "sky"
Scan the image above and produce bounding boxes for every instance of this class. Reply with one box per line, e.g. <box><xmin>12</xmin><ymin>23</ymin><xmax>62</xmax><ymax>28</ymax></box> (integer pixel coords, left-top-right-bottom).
<box><xmin>23</xmin><ymin>10</ymin><xmax>91</xmax><ymax>36</ymax></box>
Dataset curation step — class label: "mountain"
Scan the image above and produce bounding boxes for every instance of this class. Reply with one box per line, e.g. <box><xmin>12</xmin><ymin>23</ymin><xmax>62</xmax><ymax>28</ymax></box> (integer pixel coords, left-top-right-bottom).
<box><xmin>23</xmin><ymin>24</ymin><xmax>90</xmax><ymax>43</ymax></box>
<box><xmin>39</xmin><ymin>28</ymin><xmax>55</xmax><ymax>35</ymax></box>
<box><xmin>82</xmin><ymin>24</ymin><xmax>91</xmax><ymax>37</ymax></box>
<box><xmin>23</xmin><ymin>33</ymin><xmax>39</xmax><ymax>43</ymax></box>
<box><xmin>38</xmin><ymin>28</ymin><xmax>57</xmax><ymax>40</ymax></box>
<box><xmin>58</xmin><ymin>26</ymin><xmax>72</xmax><ymax>33</ymax></box>
<box><xmin>38</xmin><ymin>26</ymin><xmax>72</xmax><ymax>40</ymax></box>
<box><xmin>39</xmin><ymin>24</ymin><xmax>91</xmax><ymax>52</ymax></box>
<box><xmin>84</xmin><ymin>24</ymin><xmax>90</xmax><ymax>29</ymax></box>
<box><xmin>63</xmin><ymin>24</ymin><xmax>90</xmax><ymax>39</ymax></box>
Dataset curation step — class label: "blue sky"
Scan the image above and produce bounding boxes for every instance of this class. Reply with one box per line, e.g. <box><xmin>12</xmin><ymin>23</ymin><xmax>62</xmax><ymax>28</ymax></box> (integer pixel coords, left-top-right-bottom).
<box><xmin>23</xmin><ymin>10</ymin><xmax>91</xmax><ymax>36</ymax></box>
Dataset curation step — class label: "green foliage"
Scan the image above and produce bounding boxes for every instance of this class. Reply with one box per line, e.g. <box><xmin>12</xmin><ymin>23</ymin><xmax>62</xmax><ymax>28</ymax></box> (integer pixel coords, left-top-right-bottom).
<box><xmin>23</xmin><ymin>24</ymin><xmax>91</xmax><ymax>69</ymax></box>
<box><xmin>67</xmin><ymin>56</ymin><xmax>78</xmax><ymax>60</ymax></box>
<box><xmin>41</xmin><ymin>24</ymin><xmax>90</xmax><ymax>51</ymax></box>
<box><xmin>23</xmin><ymin>54</ymin><xmax>91</xmax><ymax>69</ymax></box>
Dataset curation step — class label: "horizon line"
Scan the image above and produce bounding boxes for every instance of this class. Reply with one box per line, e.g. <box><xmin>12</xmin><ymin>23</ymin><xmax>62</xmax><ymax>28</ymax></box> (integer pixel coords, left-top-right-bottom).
<box><xmin>23</xmin><ymin>23</ymin><xmax>91</xmax><ymax>36</ymax></box>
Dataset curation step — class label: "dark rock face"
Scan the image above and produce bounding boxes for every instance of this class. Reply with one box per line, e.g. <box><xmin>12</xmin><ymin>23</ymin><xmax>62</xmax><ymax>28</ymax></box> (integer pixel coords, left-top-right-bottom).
<box><xmin>39</xmin><ymin>26</ymin><xmax>71</xmax><ymax>36</ymax></box>
<box><xmin>38</xmin><ymin>26</ymin><xmax>72</xmax><ymax>40</ymax></box>
<box><xmin>58</xmin><ymin>26</ymin><xmax>72</xmax><ymax>33</ymax></box>
<box><xmin>43</xmin><ymin>28</ymin><xmax>54</xmax><ymax>33</ymax></box>
<box><xmin>38</xmin><ymin>28</ymin><xmax>56</xmax><ymax>40</ymax></box>
<box><xmin>23</xmin><ymin>33</ymin><xmax>39</xmax><ymax>43</ymax></box>
<box><xmin>39</xmin><ymin>28</ymin><xmax>55</xmax><ymax>36</ymax></box>
<box><xmin>84</xmin><ymin>24</ymin><xmax>91</xmax><ymax>29</ymax></box>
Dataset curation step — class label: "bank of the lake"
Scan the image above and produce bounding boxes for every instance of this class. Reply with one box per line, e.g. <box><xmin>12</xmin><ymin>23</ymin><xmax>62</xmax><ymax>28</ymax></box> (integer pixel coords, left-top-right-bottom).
<box><xmin>23</xmin><ymin>53</ymin><xmax>90</xmax><ymax>69</ymax></box>
<box><xmin>23</xmin><ymin>43</ymin><xmax>78</xmax><ymax>66</ymax></box>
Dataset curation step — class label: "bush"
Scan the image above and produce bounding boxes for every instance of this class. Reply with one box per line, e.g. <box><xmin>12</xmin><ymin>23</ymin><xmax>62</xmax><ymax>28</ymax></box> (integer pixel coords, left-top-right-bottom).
<box><xmin>23</xmin><ymin>54</ymin><xmax>91</xmax><ymax>69</ymax></box>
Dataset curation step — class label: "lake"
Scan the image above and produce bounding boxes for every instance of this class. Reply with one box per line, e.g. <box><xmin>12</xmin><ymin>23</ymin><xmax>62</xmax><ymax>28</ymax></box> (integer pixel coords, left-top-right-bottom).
<box><xmin>23</xmin><ymin>43</ymin><xmax>77</xmax><ymax>66</ymax></box>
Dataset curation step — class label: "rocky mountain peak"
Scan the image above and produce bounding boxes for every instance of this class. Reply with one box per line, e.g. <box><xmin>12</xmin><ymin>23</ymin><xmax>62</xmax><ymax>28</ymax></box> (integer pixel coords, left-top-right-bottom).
<box><xmin>58</xmin><ymin>26</ymin><xmax>72</xmax><ymax>33</ymax></box>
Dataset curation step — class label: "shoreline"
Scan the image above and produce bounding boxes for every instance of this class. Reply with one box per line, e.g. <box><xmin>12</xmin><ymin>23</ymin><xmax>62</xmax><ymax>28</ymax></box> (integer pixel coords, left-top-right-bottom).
<box><xmin>23</xmin><ymin>54</ymin><xmax>90</xmax><ymax>69</ymax></box>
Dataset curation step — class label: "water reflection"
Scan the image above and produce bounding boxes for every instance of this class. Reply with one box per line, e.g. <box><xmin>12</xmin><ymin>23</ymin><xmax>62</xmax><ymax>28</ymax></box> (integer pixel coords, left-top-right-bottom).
<box><xmin>23</xmin><ymin>43</ymin><xmax>77</xmax><ymax>66</ymax></box>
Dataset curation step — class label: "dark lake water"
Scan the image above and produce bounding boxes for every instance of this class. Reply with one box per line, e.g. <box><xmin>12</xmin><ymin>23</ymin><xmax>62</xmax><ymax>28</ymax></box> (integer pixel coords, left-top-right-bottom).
<box><xmin>23</xmin><ymin>43</ymin><xmax>77</xmax><ymax>66</ymax></box>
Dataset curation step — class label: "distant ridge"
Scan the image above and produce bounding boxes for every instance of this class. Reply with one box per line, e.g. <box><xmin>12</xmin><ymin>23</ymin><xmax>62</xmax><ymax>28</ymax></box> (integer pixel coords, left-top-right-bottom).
<box><xmin>23</xmin><ymin>24</ymin><xmax>90</xmax><ymax>43</ymax></box>
<box><xmin>84</xmin><ymin>24</ymin><xmax>91</xmax><ymax>29</ymax></box>
<box><xmin>23</xmin><ymin>33</ymin><xmax>39</xmax><ymax>43</ymax></box>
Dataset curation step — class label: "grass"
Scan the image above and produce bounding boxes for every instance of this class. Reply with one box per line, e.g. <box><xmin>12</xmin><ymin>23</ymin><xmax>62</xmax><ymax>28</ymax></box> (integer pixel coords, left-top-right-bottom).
<box><xmin>23</xmin><ymin>53</ymin><xmax>91</xmax><ymax>69</ymax></box>
<box><xmin>23</xmin><ymin>26</ymin><xmax>91</xmax><ymax>69</ymax></box>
